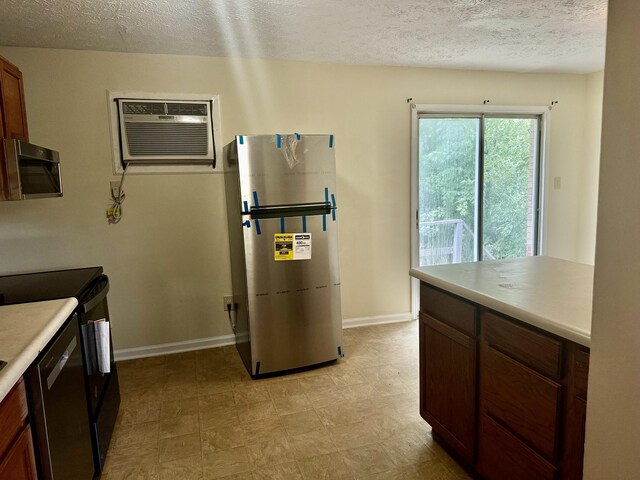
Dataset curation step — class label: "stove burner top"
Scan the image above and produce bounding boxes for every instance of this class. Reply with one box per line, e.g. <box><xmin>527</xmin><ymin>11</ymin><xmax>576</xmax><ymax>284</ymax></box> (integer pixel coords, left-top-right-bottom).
<box><xmin>0</xmin><ymin>267</ymin><xmax>103</xmax><ymax>305</ymax></box>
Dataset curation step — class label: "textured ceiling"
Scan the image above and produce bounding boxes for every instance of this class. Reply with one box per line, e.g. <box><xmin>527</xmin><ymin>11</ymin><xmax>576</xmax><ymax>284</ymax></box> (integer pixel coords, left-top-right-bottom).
<box><xmin>0</xmin><ymin>0</ymin><xmax>607</xmax><ymax>73</ymax></box>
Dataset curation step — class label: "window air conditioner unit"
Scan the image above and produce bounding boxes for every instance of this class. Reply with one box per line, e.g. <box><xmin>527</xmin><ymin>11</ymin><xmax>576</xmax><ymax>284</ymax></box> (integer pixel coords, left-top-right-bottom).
<box><xmin>117</xmin><ymin>99</ymin><xmax>216</xmax><ymax>167</ymax></box>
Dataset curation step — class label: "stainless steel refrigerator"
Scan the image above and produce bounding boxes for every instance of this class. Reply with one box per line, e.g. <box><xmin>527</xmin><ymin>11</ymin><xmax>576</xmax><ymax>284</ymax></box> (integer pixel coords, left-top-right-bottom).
<box><xmin>224</xmin><ymin>134</ymin><xmax>343</xmax><ymax>375</ymax></box>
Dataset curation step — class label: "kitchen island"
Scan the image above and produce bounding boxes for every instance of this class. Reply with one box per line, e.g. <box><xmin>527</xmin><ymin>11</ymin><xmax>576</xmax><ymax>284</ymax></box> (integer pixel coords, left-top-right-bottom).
<box><xmin>410</xmin><ymin>256</ymin><xmax>592</xmax><ymax>480</ymax></box>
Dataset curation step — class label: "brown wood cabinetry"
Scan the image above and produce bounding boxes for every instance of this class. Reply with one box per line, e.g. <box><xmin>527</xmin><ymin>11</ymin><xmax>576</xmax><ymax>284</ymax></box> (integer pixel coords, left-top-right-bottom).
<box><xmin>561</xmin><ymin>344</ymin><xmax>590</xmax><ymax>480</ymax></box>
<box><xmin>0</xmin><ymin>55</ymin><xmax>29</xmax><ymax>142</ymax></box>
<box><xmin>419</xmin><ymin>284</ymin><xmax>477</xmax><ymax>464</ymax></box>
<box><xmin>419</xmin><ymin>281</ymin><xmax>590</xmax><ymax>480</ymax></box>
<box><xmin>0</xmin><ymin>379</ymin><xmax>37</xmax><ymax>480</ymax></box>
<box><xmin>0</xmin><ymin>54</ymin><xmax>29</xmax><ymax>201</ymax></box>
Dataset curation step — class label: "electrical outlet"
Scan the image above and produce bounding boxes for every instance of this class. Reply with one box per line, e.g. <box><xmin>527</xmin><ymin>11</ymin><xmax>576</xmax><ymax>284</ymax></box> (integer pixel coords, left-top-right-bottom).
<box><xmin>110</xmin><ymin>181</ymin><xmax>120</xmax><ymax>198</ymax></box>
<box><xmin>223</xmin><ymin>295</ymin><xmax>235</xmax><ymax>311</ymax></box>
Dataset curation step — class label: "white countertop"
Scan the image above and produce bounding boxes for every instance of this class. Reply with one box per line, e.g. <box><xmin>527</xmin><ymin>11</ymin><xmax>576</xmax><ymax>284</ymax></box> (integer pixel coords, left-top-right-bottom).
<box><xmin>410</xmin><ymin>256</ymin><xmax>593</xmax><ymax>347</ymax></box>
<box><xmin>0</xmin><ymin>298</ymin><xmax>78</xmax><ymax>403</ymax></box>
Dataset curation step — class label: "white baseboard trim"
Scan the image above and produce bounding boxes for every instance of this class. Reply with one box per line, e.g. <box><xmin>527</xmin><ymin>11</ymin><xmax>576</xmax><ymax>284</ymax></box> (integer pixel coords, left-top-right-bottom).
<box><xmin>114</xmin><ymin>312</ymin><xmax>415</xmax><ymax>361</ymax></box>
<box><xmin>114</xmin><ymin>334</ymin><xmax>236</xmax><ymax>362</ymax></box>
<box><xmin>342</xmin><ymin>312</ymin><xmax>415</xmax><ymax>329</ymax></box>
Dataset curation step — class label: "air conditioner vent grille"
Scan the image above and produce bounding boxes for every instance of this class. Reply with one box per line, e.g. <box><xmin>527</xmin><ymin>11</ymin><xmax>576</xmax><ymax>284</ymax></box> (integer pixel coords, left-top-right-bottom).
<box><xmin>125</xmin><ymin>122</ymin><xmax>209</xmax><ymax>156</ymax></box>
<box><xmin>116</xmin><ymin>97</ymin><xmax>217</xmax><ymax>167</ymax></box>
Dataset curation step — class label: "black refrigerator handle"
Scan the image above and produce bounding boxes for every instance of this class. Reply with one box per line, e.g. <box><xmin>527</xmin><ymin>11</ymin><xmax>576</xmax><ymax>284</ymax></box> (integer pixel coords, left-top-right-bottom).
<box><xmin>79</xmin><ymin>275</ymin><xmax>110</xmax><ymax>314</ymax></box>
<box><xmin>247</xmin><ymin>203</ymin><xmax>333</xmax><ymax>219</ymax></box>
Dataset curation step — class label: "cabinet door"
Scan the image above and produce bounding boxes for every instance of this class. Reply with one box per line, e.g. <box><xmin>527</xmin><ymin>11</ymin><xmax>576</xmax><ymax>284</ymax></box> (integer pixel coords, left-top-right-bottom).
<box><xmin>0</xmin><ymin>59</ymin><xmax>29</xmax><ymax>141</ymax></box>
<box><xmin>420</xmin><ymin>312</ymin><xmax>476</xmax><ymax>464</ymax></box>
<box><xmin>0</xmin><ymin>425</ymin><xmax>37</xmax><ymax>480</ymax></box>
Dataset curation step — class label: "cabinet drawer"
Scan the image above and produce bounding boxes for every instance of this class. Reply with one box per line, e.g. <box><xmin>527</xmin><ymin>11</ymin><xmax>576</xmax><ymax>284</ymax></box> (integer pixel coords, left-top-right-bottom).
<box><xmin>574</xmin><ymin>349</ymin><xmax>590</xmax><ymax>400</ymax></box>
<box><xmin>479</xmin><ymin>413</ymin><xmax>557</xmax><ymax>480</ymax></box>
<box><xmin>420</xmin><ymin>283</ymin><xmax>476</xmax><ymax>337</ymax></box>
<box><xmin>0</xmin><ymin>378</ymin><xmax>29</xmax><ymax>459</ymax></box>
<box><xmin>483</xmin><ymin>311</ymin><xmax>562</xmax><ymax>379</ymax></box>
<box><xmin>482</xmin><ymin>345</ymin><xmax>561</xmax><ymax>460</ymax></box>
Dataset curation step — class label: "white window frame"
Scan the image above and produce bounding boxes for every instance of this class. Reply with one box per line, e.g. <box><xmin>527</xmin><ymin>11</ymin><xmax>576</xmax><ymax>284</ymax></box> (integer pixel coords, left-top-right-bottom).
<box><xmin>409</xmin><ymin>104</ymin><xmax>551</xmax><ymax>319</ymax></box>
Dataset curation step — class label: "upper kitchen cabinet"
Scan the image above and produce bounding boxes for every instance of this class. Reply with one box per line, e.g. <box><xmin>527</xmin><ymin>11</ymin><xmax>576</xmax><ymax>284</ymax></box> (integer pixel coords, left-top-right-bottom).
<box><xmin>0</xmin><ymin>55</ymin><xmax>29</xmax><ymax>142</ymax></box>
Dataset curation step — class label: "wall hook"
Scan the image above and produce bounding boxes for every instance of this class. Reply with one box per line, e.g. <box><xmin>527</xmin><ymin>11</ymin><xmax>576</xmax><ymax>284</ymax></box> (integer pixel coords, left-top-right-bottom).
<box><xmin>483</xmin><ymin>99</ymin><xmax>490</xmax><ymax>104</ymax></box>
<box><xmin>407</xmin><ymin>97</ymin><xmax>413</xmax><ymax>103</ymax></box>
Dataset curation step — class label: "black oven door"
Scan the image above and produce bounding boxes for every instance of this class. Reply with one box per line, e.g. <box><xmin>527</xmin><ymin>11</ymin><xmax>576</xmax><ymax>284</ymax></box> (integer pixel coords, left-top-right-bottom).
<box><xmin>78</xmin><ymin>275</ymin><xmax>114</xmax><ymax>412</ymax></box>
<box><xmin>77</xmin><ymin>274</ymin><xmax>120</xmax><ymax>474</ymax></box>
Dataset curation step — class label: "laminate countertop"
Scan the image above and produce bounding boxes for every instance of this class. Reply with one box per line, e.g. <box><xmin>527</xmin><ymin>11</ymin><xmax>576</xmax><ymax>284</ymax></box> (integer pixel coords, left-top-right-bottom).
<box><xmin>0</xmin><ymin>298</ymin><xmax>78</xmax><ymax>402</ymax></box>
<box><xmin>410</xmin><ymin>256</ymin><xmax>593</xmax><ymax>347</ymax></box>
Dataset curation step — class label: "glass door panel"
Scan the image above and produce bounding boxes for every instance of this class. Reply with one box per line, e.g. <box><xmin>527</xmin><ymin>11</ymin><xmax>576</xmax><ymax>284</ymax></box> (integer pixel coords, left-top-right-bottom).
<box><xmin>418</xmin><ymin>117</ymin><xmax>480</xmax><ymax>266</ymax></box>
<box><xmin>483</xmin><ymin>117</ymin><xmax>539</xmax><ymax>260</ymax></box>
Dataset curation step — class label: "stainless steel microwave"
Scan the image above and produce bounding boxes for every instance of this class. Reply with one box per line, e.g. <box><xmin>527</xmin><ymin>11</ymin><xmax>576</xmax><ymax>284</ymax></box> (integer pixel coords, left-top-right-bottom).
<box><xmin>1</xmin><ymin>139</ymin><xmax>62</xmax><ymax>200</ymax></box>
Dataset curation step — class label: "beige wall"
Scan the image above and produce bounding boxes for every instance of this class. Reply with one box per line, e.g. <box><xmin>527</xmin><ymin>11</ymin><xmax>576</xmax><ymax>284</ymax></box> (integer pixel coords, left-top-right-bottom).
<box><xmin>0</xmin><ymin>47</ymin><xmax>600</xmax><ymax>351</ymax></box>
<box><xmin>577</xmin><ymin>71</ymin><xmax>605</xmax><ymax>263</ymax></box>
<box><xmin>584</xmin><ymin>0</ymin><xmax>640</xmax><ymax>477</ymax></box>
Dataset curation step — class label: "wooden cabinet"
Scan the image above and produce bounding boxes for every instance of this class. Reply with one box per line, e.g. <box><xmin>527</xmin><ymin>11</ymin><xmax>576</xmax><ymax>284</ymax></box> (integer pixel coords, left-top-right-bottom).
<box><xmin>561</xmin><ymin>344</ymin><xmax>590</xmax><ymax>480</ymax></box>
<box><xmin>0</xmin><ymin>54</ymin><xmax>29</xmax><ymax>201</ymax></box>
<box><xmin>0</xmin><ymin>379</ymin><xmax>37</xmax><ymax>480</ymax></box>
<box><xmin>419</xmin><ymin>284</ymin><xmax>477</xmax><ymax>464</ymax></box>
<box><xmin>0</xmin><ymin>55</ymin><xmax>29</xmax><ymax>142</ymax></box>
<box><xmin>418</xmin><ymin>281</ymin><xmax>590</xmax><ymax>480</ymax></box>
<box><xmin>478</xmin><ymin>311</ymin><xmax>563</xmax><ymax>479</ymax></box>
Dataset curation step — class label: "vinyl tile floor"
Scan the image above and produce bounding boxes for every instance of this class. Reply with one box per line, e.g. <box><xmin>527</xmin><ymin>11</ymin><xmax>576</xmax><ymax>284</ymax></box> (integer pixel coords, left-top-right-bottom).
<box><xmin>102</xmin><ymin>321</ymin><xmax>471</xmax><ymax>479</ymax></box>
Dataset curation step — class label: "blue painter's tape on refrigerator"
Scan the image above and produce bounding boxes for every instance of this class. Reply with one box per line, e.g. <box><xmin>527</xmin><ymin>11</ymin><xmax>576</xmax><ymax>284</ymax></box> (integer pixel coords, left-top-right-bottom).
<box><xmin>324</xmin><ymin>187</ymin><xmax>329</xmax><ymax>204</ymax></box>
<box><xmin>280</xmin><ymin>217</ymin><xmax>285</xmax><ymax>233</ymax></box>
<box><xmin>329</xmin><ymin>135</ymin><xmax>334</xmax><ymax>148</ymax></box>
<box><xmin>331</xmin><ymin>193</ymin><xmax>337</xmax><ymax>221</ymax></box>
<box><xmin>277</xmin><ymin>134</ymin><xmax>282</xmax><ymax>149</ymax></box>
<box><xmin>338</xmin><ymin>346</ymin><xmax>343</xmax><ymax>357</ymax></box>
<box><xmin>242</xmin><ymin>201</ymin><xmax>251</xmax><ymax>228</ymax></box>
<box><xmin>302</xmin><ymin>215</ymin><xmax>307</xmax><ymax>233</ymax></box>
<box><xmin>295</xmin><ymin>133</ymin><xmax>301</xmax><ymax>140</ymax></box>
<box><xmin>239</xmin><ymin>135</ymin><xmax>244</xmax><ymax>145</ymax></box>
<box><xmin>252</xmin><ymin>192</ymin><xmax>261</xmax><ymax>234</ymax></box>
<box><xmin>255</xmin><ymin>361</ymin><xmax>261</xmax><ymax>375</ymax></box>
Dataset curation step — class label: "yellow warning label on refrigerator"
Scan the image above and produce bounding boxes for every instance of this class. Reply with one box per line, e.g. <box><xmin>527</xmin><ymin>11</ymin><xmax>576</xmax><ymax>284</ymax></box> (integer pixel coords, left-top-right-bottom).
<box><xmin>274</xmin><ymin>233</ymin><xmax>312</xmax><ymax>261</ymax></box>
<box><xmin>274</xmin><ymin>234</ymin><xmax>294</xmax><ymax>261</ymax></box>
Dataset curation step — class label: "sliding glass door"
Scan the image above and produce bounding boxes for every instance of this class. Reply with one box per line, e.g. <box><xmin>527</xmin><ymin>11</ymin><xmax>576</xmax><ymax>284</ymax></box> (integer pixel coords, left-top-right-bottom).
<box><xmin>417</xmin><ymin>114</ymin><xmax>541</xmax><ymax>266</ymax></box>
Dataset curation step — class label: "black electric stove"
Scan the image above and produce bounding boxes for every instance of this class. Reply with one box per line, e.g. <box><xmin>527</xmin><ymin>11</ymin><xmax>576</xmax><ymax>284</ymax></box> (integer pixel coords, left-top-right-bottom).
<box><xmin>0</xmin><ymin>267</ymin><xmax>120</xmax><ymax>478</ymax></box>
<box><xmin>0</xmin><ymin>267</ymin><xmax>102</xmax><ymax>305</ymax></box>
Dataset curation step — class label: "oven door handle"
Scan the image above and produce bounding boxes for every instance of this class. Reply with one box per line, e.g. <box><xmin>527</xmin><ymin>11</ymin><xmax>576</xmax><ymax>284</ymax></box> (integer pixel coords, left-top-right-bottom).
<box><xmin>79</xmin><ymin>275</ymin><xmax>110</xmax><ymax>313</ymax></box>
